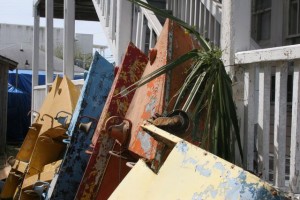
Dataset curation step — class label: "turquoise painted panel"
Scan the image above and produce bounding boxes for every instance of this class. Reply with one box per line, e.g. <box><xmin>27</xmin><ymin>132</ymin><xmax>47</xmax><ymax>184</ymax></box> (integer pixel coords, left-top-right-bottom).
<box><xmin>46</xmin><ymin>52</ymin><xmax>114</xmax><ymax>200</ymax></box>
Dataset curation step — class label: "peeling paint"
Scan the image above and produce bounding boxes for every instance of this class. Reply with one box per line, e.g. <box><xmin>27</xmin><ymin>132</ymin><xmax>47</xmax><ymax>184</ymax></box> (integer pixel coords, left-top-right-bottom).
<box><xmin>195</xmin><ymin>162</ymin><xmax>211</xmax><ymax>177</ymax></box>
<box><xmin>177</xmin><ymin>141</ymin><xmax>189</xmax><ymax>155</ymax></box>
<box><xmin>137</xmin><ymin>131</ymin><xmax>152</xmax><ymax>158</ymax></box>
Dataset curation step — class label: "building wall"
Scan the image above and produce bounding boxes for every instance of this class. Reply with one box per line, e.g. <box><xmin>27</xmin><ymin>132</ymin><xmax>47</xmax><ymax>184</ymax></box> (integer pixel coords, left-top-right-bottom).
<box><xmin>0</xmin><ymin>23</ymin><xmax>93</xmax><ymax>56</ymax></box>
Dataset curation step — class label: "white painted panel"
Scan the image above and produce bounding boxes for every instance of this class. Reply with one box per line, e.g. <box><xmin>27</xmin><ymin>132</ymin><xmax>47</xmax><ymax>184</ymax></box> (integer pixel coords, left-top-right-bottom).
<box><xmin>290</xmin><ymin>60</ymin><xmax>300</xmax><ymax>193</ymax></box>
<box><xmin>244</xmin><ymin>64</ymin><xmax>256</xmax><ymax>171</ymax></box>
<box><xmin>257</xmin><ymin>64</ymin><xmax>271</xmax><ymax>180</ymax></box>
<box><xmin>139</xmin><ymin>15</ymin><xmax>146</xmax><ymax>52</ymax></box>
<box><xmin>185</xmin><ymin>0</ymin><xmax>190</xmax><ymax>23</ymax></box>
<box><xmin>273</xmin><ymin>62</ymin><xmax>288</xmax><ymax>188</ymax></box>
<box><xmin>105</xmin><ymin>0</ymin><xmax>110</xmax><ymax>27</ymax></box>
<box><xmin>194</xmin><ymin>0</ymin><xmax>200</xmax><ymax>30</ymax></box>
<box><xmin>110</xmin><ymin>0</ymin><xmax>116</xmax><ymax>40</ymax></box>
<box><xmin>199</xmin><ymin>3</ymin><xmax>204</xmax><ymax>35</ymax></box>
<box><xmin>235</xmin><ymin>45</ymin><xmax>300</xmax><ymax>65</ymax></box>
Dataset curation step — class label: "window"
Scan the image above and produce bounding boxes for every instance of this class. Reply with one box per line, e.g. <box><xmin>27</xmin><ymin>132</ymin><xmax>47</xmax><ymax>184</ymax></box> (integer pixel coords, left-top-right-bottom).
<box><xmin>287</xmin><ymin>0</ymin><xmax>300</xmax><ymax>44</ymax></box>
<box><xmin>251</xmin><ymin>0</ymin><xmax>272</xmax><ymax>42</ymax></box>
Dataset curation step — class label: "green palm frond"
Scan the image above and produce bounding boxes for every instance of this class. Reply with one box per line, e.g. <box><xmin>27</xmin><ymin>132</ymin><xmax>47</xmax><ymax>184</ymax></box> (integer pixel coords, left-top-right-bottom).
<box><xmin>121</xmin><ymin>0</ymin><xmax>243</xmax><ymax>163</ymax></box>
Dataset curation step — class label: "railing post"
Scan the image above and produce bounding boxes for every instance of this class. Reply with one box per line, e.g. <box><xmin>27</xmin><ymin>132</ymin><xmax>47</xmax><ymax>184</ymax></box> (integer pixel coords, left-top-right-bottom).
<box><xmin>273</xmin><ymin>62</ymin><xmax>288</xmax><ymax>188</ymax></box>
<box><xmin>32</xmin><ymin>3</ymin><xmax>40</xmax><ymax>122</ymax></box>
<box><xmin>116</xmin><ymin>0</ymin><xmax>132</xmax><ymax>65</ymax></box>
<box><xmin>221</xmin><ymin>0</ymin><xmax>251</xmax><ymax>166</ymax></box>
<box><xmin>46</xmin><ymin>0</ymin><xmax>54</xmax><ymax>93</ymax></box>
<box><xmin>244</xmin><ymin>64</ymin><xmax>256</xmax><ymax>171</ymax></box>
<box><xmin>63</xmin><ymin>0</ymin><xmax>75</xmax><ymax>80</ymax></box>
<box><xmin>290</xmin><ymin>60</ymin><xmax>300</xmax><ymax>193</ymax></box>
<box><xmin>109</xmin><ymin>0</ymin><xmax>117</xmax><ymax>40</ymax></box>
<box><xmin>257</xmin><ymin>64</ymin><xmax>271</xmax><ymax>180</ymax></box>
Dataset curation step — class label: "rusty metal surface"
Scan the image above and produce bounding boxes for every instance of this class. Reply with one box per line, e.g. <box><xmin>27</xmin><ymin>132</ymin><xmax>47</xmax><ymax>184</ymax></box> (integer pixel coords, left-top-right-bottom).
<box><xmin>110</xmin><ymin>124</ymin><xmax>288</xmax><ymax>200</ymax></box>
<box><xmin>16</xmin><ymin>77</ymin><xmax>80</xmax><ymax>199</ymax></box>
<box><xmin>0</xmin><ymin>77</ymin><xmax>65</xmax><ymax>199</ymax></box>
<box><xmin>46</xmin><ymin>52</ymin><xmax>114</xmax><ymax>200</ymax></box>
<box><xmin>75</xmin><ymin>43</ymin><xmax>148</xmax><ymax>200</ymax></box>
<box><xmin>126</xmin><ymin>19</ymin><xmax>199</xmax><ymax>161</ymax></box>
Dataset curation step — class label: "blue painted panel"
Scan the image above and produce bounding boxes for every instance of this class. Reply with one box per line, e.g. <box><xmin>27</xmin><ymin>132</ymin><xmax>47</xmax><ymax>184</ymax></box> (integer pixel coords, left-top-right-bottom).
<box><xmin>46</xmin><ymin>52</ymin><xmax>114</xmax><ymax>199</ymax></box>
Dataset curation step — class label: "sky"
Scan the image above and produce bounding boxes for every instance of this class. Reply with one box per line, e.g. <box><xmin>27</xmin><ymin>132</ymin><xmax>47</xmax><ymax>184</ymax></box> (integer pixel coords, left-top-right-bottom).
<box><xmin>0</xmin><ymin>0</ymin><xmax>113</xmax><ymax>61</ymax></box>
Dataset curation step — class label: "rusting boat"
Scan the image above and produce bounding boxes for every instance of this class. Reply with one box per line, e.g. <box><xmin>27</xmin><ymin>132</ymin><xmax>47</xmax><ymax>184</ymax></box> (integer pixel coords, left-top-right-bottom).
<box><xmin>46</xmin><ymin>52</ymin><xmax>114</xmax><ymax>200</ymax></box>
<box><xmin>76</xmin><ymin>19</ymin><xmax>199</xmax><ymax>200</ymax></box>
<box><xmin>75</xmin><ymin>42</ymin><xmax>148</xmax><ymax>200</ymax></box>
<box><xmin>1</xmin><ymin>76</ymin><xmax>80</xmax><ymax>200</ymax></box>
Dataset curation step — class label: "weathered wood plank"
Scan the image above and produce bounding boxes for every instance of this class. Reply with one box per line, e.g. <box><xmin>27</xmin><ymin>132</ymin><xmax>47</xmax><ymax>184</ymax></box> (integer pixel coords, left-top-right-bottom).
<box><xmin>290</xmin><ymin>60</ymin><xmax>300</xmax><ymax>193</ymax></box>
<box><xmin>257</xmin><ymin>64</ymin><xmax>271</xmax><ymax>180</ymax></box>
<box><xmin>273</xmin><ymin>62</ymin><xmax>288</xmax><ymax>188</ymax></box>
<box><xmin>244</xmin><ymin>64</ymin><xmax>256</xmax><ymax>171</ymax></box>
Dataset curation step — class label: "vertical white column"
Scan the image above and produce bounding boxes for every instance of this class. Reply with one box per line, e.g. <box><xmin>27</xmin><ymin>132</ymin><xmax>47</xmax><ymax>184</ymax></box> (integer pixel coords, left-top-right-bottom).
<box><xmin>221</xmin><ymin>0</ymin><xmax>251</xmax><ymax>166</ymax></box>
<box><xmin>116</xmin><ymin>0</ymin><xmax>132</xmax><ymax>65</ymax></box>
<box><xmin>257</xmin><ymin>64</ymin><xmax>271</xmax><ymax>180</ymax></box>
<box><xmin>63</xmin><ymin>0</ymin><xmax>75</xmax><ymax>80</ymax></box>
<box><xmin>32</xmin><ymin>4</ymin><xmax>40</xmax><ymax>121</ymax></box>
<box><xmin>290</xmin><ymin>60</ymin><xmax>300</xmax><ymax>193</ymax></box>
<box><xmin>244</xmin><ymin>65</ymin><xmax>256</xmax><ymax>171</ymax></box>
<box><xmin>46</xmin><ymin>0</ymin><xmax>54</xmax><ymax>92</ymax></box>
<box><xmin>273</xmin><ymin>62</ymin><xmax>288</xmax><ymax>188</ymax></box>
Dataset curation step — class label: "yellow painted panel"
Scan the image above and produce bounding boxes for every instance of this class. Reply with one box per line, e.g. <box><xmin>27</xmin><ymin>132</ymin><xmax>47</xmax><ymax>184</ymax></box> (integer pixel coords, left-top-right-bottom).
<box><xmin>12</xmin><ymin>160</ymin><xmax>28</xmax><ymax>173</ymax></box>
<box><xmin>22</xmin><ymin>160</ymin><xmax>61</xmax><ymax>190</ymax></box>
<box><xmin>110</xmin><ymin>127</ymin><xmax>286</xmax><ymax>199</ymax></box>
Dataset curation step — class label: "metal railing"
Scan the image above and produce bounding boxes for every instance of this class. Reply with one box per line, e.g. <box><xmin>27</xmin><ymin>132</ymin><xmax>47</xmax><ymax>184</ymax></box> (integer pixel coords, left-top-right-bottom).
<box><xmin>235</xmin><ymin>44</ymin><xmax>300</xmax><ymax>193</ymax></box>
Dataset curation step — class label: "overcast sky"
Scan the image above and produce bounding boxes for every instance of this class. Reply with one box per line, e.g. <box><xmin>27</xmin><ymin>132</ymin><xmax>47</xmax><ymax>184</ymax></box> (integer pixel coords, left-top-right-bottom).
<box><xmin>0</xmin><ymin>0</ymin><xmax>110</xmax><ymax>52</ymax></box>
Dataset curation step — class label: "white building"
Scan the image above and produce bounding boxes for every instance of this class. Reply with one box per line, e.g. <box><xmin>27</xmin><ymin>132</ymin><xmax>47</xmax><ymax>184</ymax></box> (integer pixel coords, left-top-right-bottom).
<box><xmin>0</xmin><ymin>23</ymin><xmax>93</xmax><ymax>71</ymax></box>
<box><xmin>32</xmin><ymin>0</ymin><xmax>300</xmax><ymax>196</ymax></box>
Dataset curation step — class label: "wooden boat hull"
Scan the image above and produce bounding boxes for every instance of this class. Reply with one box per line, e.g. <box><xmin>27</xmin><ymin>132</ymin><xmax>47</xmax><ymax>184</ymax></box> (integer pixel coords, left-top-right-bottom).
<box><xmin>75</xmin><ymin>42</ymin><xmax>148</xmax><ymax>200</ymax></box>
<box><xmin>46</xmin><ymin>52</ymin><xmax>114</xmax><ymax>200</ymax></box>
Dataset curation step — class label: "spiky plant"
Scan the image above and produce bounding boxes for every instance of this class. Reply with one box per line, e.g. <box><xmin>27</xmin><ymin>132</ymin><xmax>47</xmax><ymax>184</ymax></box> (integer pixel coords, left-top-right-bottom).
<box><xmin>119</xmin><ymin>0</ymin><xmax>243</xmax><ymax>163</ymax></box>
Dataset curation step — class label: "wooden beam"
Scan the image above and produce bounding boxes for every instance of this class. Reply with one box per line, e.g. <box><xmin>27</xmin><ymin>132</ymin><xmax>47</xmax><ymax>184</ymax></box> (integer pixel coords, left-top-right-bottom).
<box><xmin>0</xmin><ymin>65</ymin><xmax>8</xmax><ymax>166</ymax></box>
<box><xmin>46</xmin><ymin>0</ymin><xmax>54</xmax><ymax>92</ymax></box>
<box><xmin>63</xmin><ymin>0</ymin><xmax>75</xmax><ymax>80</ymax></box>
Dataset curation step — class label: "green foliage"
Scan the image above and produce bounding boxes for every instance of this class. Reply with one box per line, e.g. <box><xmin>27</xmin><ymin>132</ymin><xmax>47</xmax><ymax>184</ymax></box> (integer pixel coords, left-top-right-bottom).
<box><xmin>122</xmin><ymin>0</ymin><xmax>243</xmax><ymax>163</ymax></box>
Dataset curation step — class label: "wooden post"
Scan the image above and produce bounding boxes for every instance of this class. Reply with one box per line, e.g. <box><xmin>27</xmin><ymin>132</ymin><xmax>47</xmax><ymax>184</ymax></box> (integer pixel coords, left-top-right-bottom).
<box><xmin>0</xmin><ymin>57</ymin><xmax>17</xmax><ymax>167</ymax></box>
<box><xmin>46</xmin><ymin>0</ymin><xmax>54</xmax><ymax>92</ymax></box>
<box><xmin>116</xmin><ymin>0</ymin><xmax>132</xmax><ymax>65</ymax></box>
<box><xmin>32</xmin><ymin>3</ymin><xmax>40</xmax><ymax>120</ymax></box>
<box><xmin>0</xmin><ymin>65</ymin><xmax>8</xmax><ymax>166</ymax></box>
<box><xmin>63</xmin><ymin>0</ymin><xmax>75</xmax><ymax>80</ymax></box>
<box><xmin>290</xmin><ymin>60</ymin><xmax>300</xmax><ymax>193</ymax></box>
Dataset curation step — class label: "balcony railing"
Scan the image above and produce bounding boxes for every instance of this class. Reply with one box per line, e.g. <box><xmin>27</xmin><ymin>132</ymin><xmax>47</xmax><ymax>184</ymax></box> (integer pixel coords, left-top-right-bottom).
<box><xmin>166</xmin><ymin>0</ymin><xmax>221</xmax><ymax>47</ymax></box>
<box><xmin>235</xmin><ymin>44</ymin><xmax>300</xmax><ymax>192</ymax></box>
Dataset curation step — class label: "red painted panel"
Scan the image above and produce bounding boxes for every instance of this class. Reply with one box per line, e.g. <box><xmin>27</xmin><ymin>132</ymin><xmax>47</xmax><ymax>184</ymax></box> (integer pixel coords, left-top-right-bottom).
<box><xmin>75</xmin><ymin>43</ymin><xmax>148</xmax><ymax>200</ymax></box>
